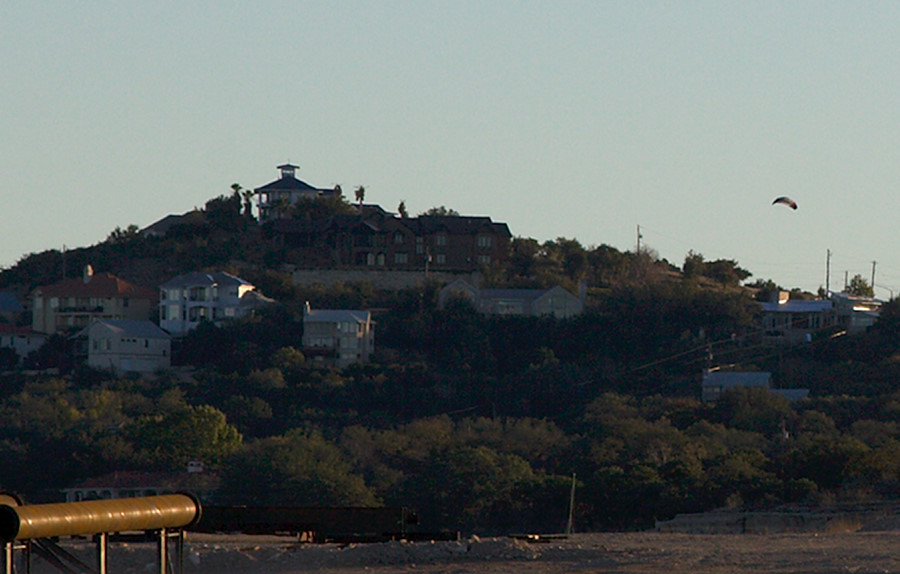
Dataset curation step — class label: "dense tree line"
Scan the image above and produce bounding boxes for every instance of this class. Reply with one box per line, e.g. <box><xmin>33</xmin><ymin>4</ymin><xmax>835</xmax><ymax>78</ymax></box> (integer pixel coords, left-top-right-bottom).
<box><xmin>1</xmin><ymin>295</ymin><xmax>899</xmax><ymax>532</ymax></box>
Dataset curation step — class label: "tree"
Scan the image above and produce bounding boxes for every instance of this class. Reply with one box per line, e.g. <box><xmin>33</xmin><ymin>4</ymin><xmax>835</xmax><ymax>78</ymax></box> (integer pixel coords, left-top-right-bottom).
<box><xmin>421</xmin><ymin>206</ymin><xmax>460</xmax><ymax>216</ymax></box>
<box><xmin>683</xmin><ymin>251</ymin><xmax>705</xmax><ymax>278</ymax></box>
<box><xmin>105</xmin><ymin>225</ymin><xmax>140</xmax><ymax>244</ymax></box>
<box><xmin>354</xmin><ymin>185</ymin><xmax>366</xmax><ymax>204</ymax></box>
<box><xmin>233</xmin><ymin>183</ymin><xmax>255</xmax><ymax>221</ymax></box>
<box><xmin>130</xmin><ymin>405</ymin><xmax>242</xmax><ymax>470</ymax></box>
<box><xmin>218</xmin><ymin>429</ymin><xmax>379</xmax><ymax>506</ymax></box>
<box><xmin>398</xmin><ymin>201</ymin><xmax>408</xmax><ymax>218</ymax></box>
<box><xmin>847</xmin><ymin>274</ymin><xmax>874</xmax><ymax>297</ymax></box>
<box><xmin>205</xmin><ymin>191</ymin><xmax>243</xmax><ymax>230</ymax></box>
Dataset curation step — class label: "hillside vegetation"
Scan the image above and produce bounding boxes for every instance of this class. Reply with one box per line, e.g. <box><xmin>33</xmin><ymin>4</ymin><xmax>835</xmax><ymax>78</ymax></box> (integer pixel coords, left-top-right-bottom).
<box><xmin>2</xmin><ymin>189</ymin><xmax>900</xmax><ymax>533</ymax></box>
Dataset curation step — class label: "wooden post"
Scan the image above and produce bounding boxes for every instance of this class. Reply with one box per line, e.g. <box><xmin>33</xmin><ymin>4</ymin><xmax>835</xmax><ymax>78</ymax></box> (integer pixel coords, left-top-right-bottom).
<box><xmin>158</xmin><ymin>528</ymin><xmax>168</xmax><ymax>574</ymax></box>
<box><xmin>96</xmin><ymin>532</ymin><xmax>108</xmax><ymax>574</ymax></box>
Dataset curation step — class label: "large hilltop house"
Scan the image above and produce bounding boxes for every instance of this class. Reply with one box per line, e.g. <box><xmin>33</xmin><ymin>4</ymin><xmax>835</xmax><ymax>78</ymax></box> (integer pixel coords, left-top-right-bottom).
<box><xmin>255</xmin><ymin>163</ymin><xmax>340</xmax><ymax>222</ymax></box>
<box><xmin>275</xmin><ymin>211</ymin><xmax>512</xmax><ymax>272</ymax></box>
<box><xmin>255</xmin><ymin>163</ymin><xmax>512</xmax><ymax>273</ymax></box>
<box><xmin>30</xmin><ymin>266</ymin><xmax>156</xmax><ymax>334</ymax></box>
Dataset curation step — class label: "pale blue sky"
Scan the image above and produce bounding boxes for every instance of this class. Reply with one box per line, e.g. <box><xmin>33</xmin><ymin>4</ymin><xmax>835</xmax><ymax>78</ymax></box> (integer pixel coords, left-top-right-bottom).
<box><xmin>3</xmin><ymin>2</ymin><xmax>900</xmax><ymax>295</ymax></box>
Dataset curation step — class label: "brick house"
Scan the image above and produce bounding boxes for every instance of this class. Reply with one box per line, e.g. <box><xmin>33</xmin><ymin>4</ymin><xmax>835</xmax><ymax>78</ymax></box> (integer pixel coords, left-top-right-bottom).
<box><xmin>30</xmin><ymin>266</ymin><xmax>156</xmax><ymax>334</ymax></box>
<box><xmin>274</xmin><ymin>210</ymin><xmax>512</xmax><ymax>273</ymax></box>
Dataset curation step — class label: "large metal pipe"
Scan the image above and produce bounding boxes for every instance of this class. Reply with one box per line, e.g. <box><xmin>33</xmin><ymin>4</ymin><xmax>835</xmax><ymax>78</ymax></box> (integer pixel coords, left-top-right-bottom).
<box><xmin>0</xmin><ymin>494</ymin><xmax>200</xmax><ymax>542</ymax></box>
<box><xmin>0</xmin><ymin>494</ymin><xmax>21</xmax><ymax>508</ymax></box>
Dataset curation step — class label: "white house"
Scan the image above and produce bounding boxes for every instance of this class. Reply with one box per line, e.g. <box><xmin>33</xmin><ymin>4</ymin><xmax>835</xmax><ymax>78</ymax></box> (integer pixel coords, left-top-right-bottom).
<box><xmin>75</xmin><ymin>319</ymin><xmax>171</xmax><ymax>374</ymax></box>
<box><xmin>159</xmin><ymin>272</ymin><xmax>273</xmax><ymax>335</ymax></box>
<box><xmin>302</xmin><ymin>303</ymin><xmax>374</xmax><ymax>368</ymax></box>
<box><xmin>0</xmin><ymin>324</ymin><xmax>46</xmax><ymax>366</ymax></box>
<box><xmin>829</xmin><ymin>291</ymin><xmax>883</xmax><ymax>333</ymax></box>
<box><xmin>761</xmin><ymin>291</ymin><xmax>835</xmax><ymax>344</ymax></box>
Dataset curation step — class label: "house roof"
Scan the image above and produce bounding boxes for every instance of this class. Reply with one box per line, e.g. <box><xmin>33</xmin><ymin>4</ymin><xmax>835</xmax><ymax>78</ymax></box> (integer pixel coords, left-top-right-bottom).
<box><xmin>240</xmin><ymin>290</ymin><xmax>276</xmax><ymax>307</ymax></box>
<box><xmin>761</xmin><ymin>300</ymin><xmax>833</xmax><ymax>313</ymax></box>
<box><xmin>479</xmin><ymin>288</ymin><xmax>548</xmax><ymax>302</ymax></box>
<box><xmin>76</xmin><ymin>319</ymin><xmax>171</xmax><ymax>340</ymax></box>
<box><xmin>0</xmin><ymin>292</ymin><xmax>24</xmax><ymax>312</ymax></box>
<box><xmin>702</xmin><ymin>371</ymin><xmax>771</xmax><ymax>388</ymax></box>
<box><xmin>412</xmin><ymin>215</ymin><xmax>512</xmax><ymax>237</ymax></box>
<box><xmin>304</xmin><ymin>309</ymin><xmax>371</xmax><ymax>324</ymax></box>
<box><xmin>160</xmin><ymin>271</ymin><xmax>252</xmax><ymax>290</ymax></box>
<box><xmin>31</xmin><ymin>272</ymin><xmax>156</xmax><ymax>300</ymax></box>
<box><xmin>140</xmin><ymin>211</ymin><xmax>204</xmax><ymax>237</ymax></box>
<box><xmin>0</xmin><ymin>324</ymin><xmax>44</xmax><ymax>337</ymax></box>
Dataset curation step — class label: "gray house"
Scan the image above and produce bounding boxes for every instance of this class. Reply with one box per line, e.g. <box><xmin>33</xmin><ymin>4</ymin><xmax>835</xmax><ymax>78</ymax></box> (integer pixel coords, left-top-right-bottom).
<box><xmin>701</xmin><ymin>370</ymin><xmax>809</xmax><ymax>403</ymax></box>
<box><xmin>75</xmin><ymin>319</ymin><xmax>171</xmax><ymax>374</ymax></box>
<box><xmin>302</xmin><ymin>304</ymin><xmax>374</xmax><ymax>369</ymax></box>
<box><xmin>438</xmin><ymin>278</ymin><xmax>584</xmax><ymax>319</ymax></box>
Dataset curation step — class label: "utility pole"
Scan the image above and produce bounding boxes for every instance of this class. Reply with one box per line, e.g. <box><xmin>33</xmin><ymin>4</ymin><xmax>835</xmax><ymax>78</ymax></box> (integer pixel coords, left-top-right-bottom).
<box><xmin>566</xmin><ymin>473</ymin><xmax>576</xmax><ymax>535</ymax></box>
<box><xmin>636</xmin><ymin>225</ymin><xmax>642</xmax><ymax>253</ymax></box>
<box><xmin>825</xmin><ymin>249</ymin><xmax>831</xmax><ymax>295</ymax></box>
<box><xmin>872</xmin><ymin>261</ymin><xmax>877</xmax><ymax>291</ymax></box>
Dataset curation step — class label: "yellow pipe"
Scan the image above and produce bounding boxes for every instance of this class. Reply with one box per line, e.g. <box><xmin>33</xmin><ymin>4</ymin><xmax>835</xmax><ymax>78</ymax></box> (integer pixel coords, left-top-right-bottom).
<box><xmin>0</xmin><ymin>494</ymin><xmax>21</xmax><ymax>508</ymax></box>
<box><xmin>0</xmin><ymin>494</ymin><xmax>200</xmax><ymax>542</ymax></box>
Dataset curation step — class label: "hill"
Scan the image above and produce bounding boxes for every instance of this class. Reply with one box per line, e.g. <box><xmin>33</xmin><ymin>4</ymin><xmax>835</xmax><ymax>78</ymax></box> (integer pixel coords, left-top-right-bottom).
<box><xmin>3</xmin><ymin>189</ymin><xmax>900</xmax><ymax>534</ymax></box>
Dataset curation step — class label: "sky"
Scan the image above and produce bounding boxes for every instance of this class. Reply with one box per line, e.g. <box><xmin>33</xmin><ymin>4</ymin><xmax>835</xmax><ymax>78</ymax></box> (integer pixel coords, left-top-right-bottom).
<box><xmin>3</xmin><ymin>2</ymin><xmax>900</xmax><ymax>296</ymax></box>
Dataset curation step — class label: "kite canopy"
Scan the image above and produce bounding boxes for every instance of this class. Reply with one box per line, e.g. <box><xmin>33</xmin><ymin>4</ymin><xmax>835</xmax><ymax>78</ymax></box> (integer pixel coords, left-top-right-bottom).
<box><xmin>772</xmin><ymin>196</ymin><xmax>798</xmax><ymax>210</ymax></box>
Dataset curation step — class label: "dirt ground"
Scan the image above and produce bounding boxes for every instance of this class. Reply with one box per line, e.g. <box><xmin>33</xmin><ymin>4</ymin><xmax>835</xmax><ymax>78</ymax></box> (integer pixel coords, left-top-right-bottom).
<box><xmin>19</xmin><ymin>530</ymin><xmax>900</xmax><ymax>574</ymax></box>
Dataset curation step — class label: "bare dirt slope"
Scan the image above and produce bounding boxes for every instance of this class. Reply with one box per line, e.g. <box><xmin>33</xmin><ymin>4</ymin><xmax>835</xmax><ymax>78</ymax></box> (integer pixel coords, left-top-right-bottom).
<box><xmin>23</xmin><ymin>530</ymin><xmax>900</xmax><ymax>574</ymax></box>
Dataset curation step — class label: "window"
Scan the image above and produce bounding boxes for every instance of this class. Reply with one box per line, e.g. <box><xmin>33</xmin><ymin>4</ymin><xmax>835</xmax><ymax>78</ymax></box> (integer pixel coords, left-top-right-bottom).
<box><xmin>435</xmin><ymin>233</ymin><xmax>447</xmax><ymax>246</ymax></box>
<box><xmin>477</xmin><ymin>235</ymin><xmax>493</xmax><ymax>248</ymax></box>
<box><xmin>416</xmin><ymin>237</ymin><xmax>424</xmax><ymax>254</ymax></box>
<box><xmin>394</xmin><ymin>232</ymin><xmax>404</xmax><ymax>244</ymax></box>
<box><xmin>435</xmin><ymin>253</ymin><xmax>446</xmax><ymax>264</ymax></box>
<box><xmin>394</xmin><ymin>252</ymin><xmax>408</xmax><ymax>264</ymax></box>
<box><xmin>477</xmin><ymin>255</ymin><xmax>491</xmax><ymax>265</ymax></box>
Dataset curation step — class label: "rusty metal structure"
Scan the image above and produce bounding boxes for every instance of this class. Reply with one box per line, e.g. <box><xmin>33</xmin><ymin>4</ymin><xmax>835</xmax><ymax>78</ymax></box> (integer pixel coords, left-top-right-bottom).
<box><xmin>197</xmin><ymin>505</ymin><xmax>415</xmax><ymax>542</ymax></box>
<box><xmin>1</xmin><ymin>493</ymin><xmax>200</xmax><ymax>574</ymax></box>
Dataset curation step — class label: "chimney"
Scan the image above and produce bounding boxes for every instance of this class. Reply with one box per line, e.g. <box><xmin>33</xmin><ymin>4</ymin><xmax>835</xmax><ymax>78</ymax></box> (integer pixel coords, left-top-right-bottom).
<box><xmin>83</xmin><ymin>265</ymin><xmax>94</xmax><ymax>284</ymax></box>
